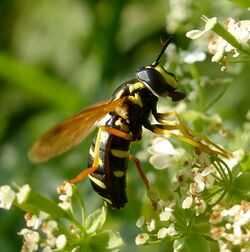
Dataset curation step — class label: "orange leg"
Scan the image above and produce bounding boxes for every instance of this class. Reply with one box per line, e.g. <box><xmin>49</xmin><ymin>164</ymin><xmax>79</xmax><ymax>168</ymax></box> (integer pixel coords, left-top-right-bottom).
<box><xmin>129</xmin><ymin>155</ymin><xmax>158</xmax><ymax>210</ymax></box>
<box><xmin>129</xmin><ymin>155</ymin><xmax>150</xmax><ymax>190</ymax></box>
<box><xmin>68</xmin><ymin>166</ymin><xmax>98</xmax><ymax>184</ymax></box>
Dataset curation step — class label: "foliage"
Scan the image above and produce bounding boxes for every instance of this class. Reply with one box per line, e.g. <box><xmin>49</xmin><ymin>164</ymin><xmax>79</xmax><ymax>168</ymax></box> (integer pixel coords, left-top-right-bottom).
<box><xmin>0</xmin><ymin>0</ymin><xmax>249</xmax><ymax>251</ymax></box>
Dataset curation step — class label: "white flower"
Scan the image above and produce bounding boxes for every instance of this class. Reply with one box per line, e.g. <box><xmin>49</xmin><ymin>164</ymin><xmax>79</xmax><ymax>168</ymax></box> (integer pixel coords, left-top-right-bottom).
<box><xmin>157</xmin><ymin>224</ymin><xmax>177</xmax><ymax>239</ymax></box>
<box><xmin>225</xmin><ymin>19</ymin><xmax>250</xmax><ymax>49</ymax></box>
<box><xmin>58</xmin><ymin>183</ymin><xmax>73</xmax><ymax>211</ymax></box>
<box><xmin>25</xmin><ymin>212</ymin><xmax>48</xmax><ymax>230</ymax></box>
<box><xmin>146</xmin><ymin>219</ymin><xmax>156</xmax><ymax>232</ymax></box>
<box><xmin>209</xmin><ymin>38</ymin><xmax>227</xmax><ymax>63</ymax></box>
<box><xmin>190</xmin><ymin>182</ymin><xmax>203</xmax><ymax>195</ymax></box>
<box><xmin>42</xmin><ymin>247</ymin><xmax>53</xmax><ymax>252</ymax></box>
<box><xmin>224</xmin><ymin>149</ymin><xmax>245</xmax><ymax>169</ymax></box>
<box><xmin>159</xmin><ymin>207</ymin><xmax>173</xmax><ymax>221</ymax></box>
<box><xmin>17</xmin><ymin>184</ymin><xmax>31</xmax><ymax>204</ymax></box>
<box><xmin>0</xmin><ymin>185</ymin><xmax>15</xmax><ymax>209</ymax></box>
<box><xmin>232</xmin><ymin>224</ymin><xmax>242</xmax><ymax>244</ymax></box>
<box><xmin>218</xmin><ymin>240</ymin><xmax>231</xmax><ymax>252</ymax></box>
<box><xmin>194</xmin><ymin>197</ymin><xmax>206</xmax><ymax>215</ymax></box>
<box><xmin>25</xmin><ymin>213</ymin><xmax>39</xmax><ymax>229</ymax></box>
<box><xmin>56</xmin><ymin>234</ymin><xmax>67</xmax><ymax>249</ymax></box>
<box><xmin>193</xmin><ymin>173</ymin><xmax>206</xmax><ymax>192</ymax></box>
<box><xmin>135</xmin><ymin>233</ymin><xmax>149</xmax><ymax>245</ymax></box>
<box><xmin>136</xmin><ymin>216</ymin><xmax>145</xmax><ymax>228</ymax></box>
<box><xmin>57</xmin><ymin>182</ymin><xmax>73</xmax><ymax>197</ymax></box>
<box><xmin>204</xmin><ymin>174</ymin><xmax>215</xmax><ymax>189</ymax></box>
<box><xmin>210</xmin><ymin>208</ymin><xmax>223</xmax><ymax>224</ymax></box>
<box><xmin>182</xmin><ymin>196</ymin><xmax>193</xmax><ymax>209</ymax></box>
<box><xmin>166</xmin><ymin>223</ymin><xmax>177</xmax><ymax>236</ymax></box>
<box><xmin>157</xmin><ymin>228</ymin><xmax>168</xmax><ymax>239</ymax></box>
<box><xmin>186</xmin><ymin>16</ymin><xmax>250</xmax><ymax>68</ymax></box>
<box><xmin>236</xmin><ymin>209</ymin><xmax>250</xmax><ymax>226</ymax></box>
<box><xmin>202</xmin><ymin>165</ymin><xmax>214</xmax><ymax>176</ymax></box>
<box><xmin>183</xmin><ymin>51</ymin><xmax>206</xmax><ymax>64</ymax></box>
<box><xmin>41</xmin><ymin>220</ymin><xmax>58</xmax><ymax>234</ymax></box>
<box><xmin>58</xmin><ymin>194</ymin><xmax>71</xmax><ymax>210</ymax></box>
<box><xmin>190</xmin><ymin>164</ymin><xmax>215</xmax><ymax>194</ymax></box>
<box><xmin>186</xmin><ymin>17</ymin><xmax>217</xmax><ymax>39</ymax></box>
<box><xmin>45</xmin><ymin>233</ymin><xmax>57</xmax><ymax>248</ymax></box>
<box><xmin>18</xmin><ymin>228</ymin><xmax>40</xmax><ymax>252</ymax></box>
<box><xmin>149</xmin><ymin>137</ymin><xmax>186</xmax><ymax>169</ymax></box>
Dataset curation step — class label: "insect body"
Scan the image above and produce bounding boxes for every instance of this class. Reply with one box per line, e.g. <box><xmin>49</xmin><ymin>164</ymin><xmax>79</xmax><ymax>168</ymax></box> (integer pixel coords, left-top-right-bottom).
<box><xmin>87</xmin><ymin>77</ymin><xmax>177</xmax><ymax>208</ymax></box>
<box><xmin>29</xmin><ymin>37</ymin><xmax>230</xmax><ymax>209</ymax></box>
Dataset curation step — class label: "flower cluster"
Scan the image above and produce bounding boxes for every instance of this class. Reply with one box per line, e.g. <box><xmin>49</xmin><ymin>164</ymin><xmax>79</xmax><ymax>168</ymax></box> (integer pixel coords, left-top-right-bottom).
<box><xmin>135</xmin><ymin>200</ymin><xmax>178</xmax><ymax>246</ymax></box>
<box><xmin>186</xmin><ymin>16</ymin><xmax>250</xmax><ymax>70</ymax></box>
<box><xmin>210</xmin><ymin>201</ymin><xmax>250</xmax><ymax>251</ymax></box>
<box><xmin>18</xmin><ymin>213</ymin><xmax>67</xmax><ymax>252</ymax></box>
<box><xmin>0</xmin><ymin>184</ymin><xmax>31</xmax><ymax>210</ymax></box>
<box><xmin>135</xmin><ymin>135</ymin><xmax>249</xmax><ymax>250</ymax></box>
<box><xmin>17</xmin><ymin>183</ymin><xmax>75</xmax><ymax>252</ymax></box>
<box><xmin>0</xmin><ymin>183</ymin><xmax>123</xmax><ymax>251</ymax></box>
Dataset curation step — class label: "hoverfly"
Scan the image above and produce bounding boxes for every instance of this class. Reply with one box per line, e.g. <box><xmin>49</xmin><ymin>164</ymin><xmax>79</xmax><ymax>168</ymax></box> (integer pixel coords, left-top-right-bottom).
<box><xmin>29</xmin><ymin>37</ymin><xmax>230</xmax><ymax>209</ymax></box>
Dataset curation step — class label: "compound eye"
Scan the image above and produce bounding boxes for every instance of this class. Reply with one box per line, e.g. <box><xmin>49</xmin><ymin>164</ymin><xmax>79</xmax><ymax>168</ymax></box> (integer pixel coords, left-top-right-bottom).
<box><xmin>136</xmin><ymin>68</ymin><xmax>169</xmax><ymax>97</ymax></box>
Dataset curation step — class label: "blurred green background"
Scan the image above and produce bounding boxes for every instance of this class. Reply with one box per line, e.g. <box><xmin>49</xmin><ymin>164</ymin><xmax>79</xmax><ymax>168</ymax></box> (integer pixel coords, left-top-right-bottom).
<box><xmin>0</xmin><ymin>0</ymin><xmax>249</xmax><ymax>251</ymax></box>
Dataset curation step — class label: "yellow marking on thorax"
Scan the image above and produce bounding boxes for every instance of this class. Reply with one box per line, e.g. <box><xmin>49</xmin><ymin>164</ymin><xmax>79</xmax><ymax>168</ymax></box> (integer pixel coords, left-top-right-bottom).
<box><xmin>154</xmin><ymin>65</ymin><xmax>178</xmax><ymax>89</ymax></box>
<box><xmin>128</xmin><ymin>93</ymin><xmax>143</xmax><ymax>107</ymax></box>
<box><xmin>114</xmin><ymin>118</ymin><xmax>129</xmax><ymax>132</ymax></box>
<box><xmin>129</xmin><ymin>82</ymin><xmax>145</xmax><ymax>93</ymax></box>
<box><xmin>88</xmin><ymin>174</ymin><xmax>106</xmax><ymax>189</ymax></box>
<box><xmin>113</xmin><ymin>170</ymin><xmax>125</xmax><ymax>177</ymax></box>
<box><xmin>111</xmin><ymin>149</ymin><xmax>129</xmax><ymax>158</ymax></box>
<box><xmin>114</xmin><ymin>104</ymin><xmax>128</xmax><ymax>120</ymax></box>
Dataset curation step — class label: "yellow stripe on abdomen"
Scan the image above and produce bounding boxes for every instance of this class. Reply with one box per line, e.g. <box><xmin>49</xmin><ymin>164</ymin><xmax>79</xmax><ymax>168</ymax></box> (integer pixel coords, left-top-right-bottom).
<box><xmin>111</xmin><ymin>149</ymin><xmax>129</xmax><ymax>158</ymax></box>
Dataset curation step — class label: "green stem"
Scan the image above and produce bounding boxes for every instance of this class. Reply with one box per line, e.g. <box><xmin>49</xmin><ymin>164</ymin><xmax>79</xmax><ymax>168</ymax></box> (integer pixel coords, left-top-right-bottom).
<box><xmin>205</xmin><ymin>83</ymin><xmax>229</xmax><ymax>111</ymax></box>
<box><xmin>214</xmin><ymin>157</ymin><xmax>233</xmax><ymax>183</ymax></box>
<box><xmin>203</xmin><ymin>187</ymin><xmax>224</xmax><ymax>200</ymax></box>
<box><xmin>74</xmin><ymin>186</ymin><xmax>86</xmax><ymax>226</ymax></box>
<box><xmin>15</xmin><ymin>190</ymin><xmax>87</xmax><ymax>235</ymax></box>
<box><xmin>212</xmin><ymin>159</ymin><xmax>228</xmax><ymax>182</ymax></box>
<box><xmin>66</xmin><ymin>213</ymin><xmax>87</xmax><ymax>235</ymax></box>
<box><xmin>201</xmin><ymin>15</ymin><xmax>250</xmax><ymax>56</ymax></box>
<box><xmin>212</xmin><ymin>22</ymin><xmax>250</xmax><ymax>55</ymax></box>
<box><xmin>210</xmin><ymin>190</ymin><xmax>227</xmax><ymax>207</ymax></box>
<box><xmin>16</xmin><ymin>191</ymin><xmax>69</xmax><ymax>219</ymax></box>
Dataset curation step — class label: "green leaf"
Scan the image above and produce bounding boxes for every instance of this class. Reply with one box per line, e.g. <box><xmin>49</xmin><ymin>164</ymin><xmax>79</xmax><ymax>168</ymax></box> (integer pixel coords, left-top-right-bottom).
<box><xmin>240</xmin><ymin>152</ymin><xmax>250</xmax><ymax>172</ymax></box>
<box><xmin>85</xmin><ymin>204</ymin><xmax>107</xmax><ymax>234</ymax></box>
<box><xmin>234</xmin><ymin>173</ymin><xmax>250</xmax><ymax>191</ymax></box>
<box><xmin>184</xmin><ymin>234</ymin><xmax>210</xmax><ymax>252</ymax></box>
<box><xmin>102</xmin><ymin>230</ymin><xmax>124</xmax><ymax>250</ymax></box>
<box><xmin>15</xmin><ymin>190</ymin><xmax>69</xmax><ymax>219</ymax></box>
<box><xmin>193</xmin><ymin>215</ymin><xmax>210</xmax><ymax>234</ymax></box>
<box><xmin>0</xmin><ymin>52</ymin><xmax>82</xmax><ymax>111</ymax></box>
<box><xmin>87</xmin><ymin>230</ymin><xmax>124</xmax><ymax>251</ymax></box>
<box><xmin>173</xmin><ymin>238</ymin><xmax>185</xmax><ymax>252</ymax></box>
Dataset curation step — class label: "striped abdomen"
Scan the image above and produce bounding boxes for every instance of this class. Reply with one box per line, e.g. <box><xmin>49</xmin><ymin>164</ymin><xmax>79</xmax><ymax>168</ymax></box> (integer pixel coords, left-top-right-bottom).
<box><xmin>87</xmin><ymin>130</ymin><xmax>131</xmax><ymax>209</ymax></box>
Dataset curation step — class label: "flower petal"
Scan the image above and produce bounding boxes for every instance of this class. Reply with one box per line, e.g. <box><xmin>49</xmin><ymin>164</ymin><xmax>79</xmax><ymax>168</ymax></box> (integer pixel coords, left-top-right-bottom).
<box><xmin>186</xmin><ymin>29</ymin><xmax>206</xmax><ymax>39</ymax></box>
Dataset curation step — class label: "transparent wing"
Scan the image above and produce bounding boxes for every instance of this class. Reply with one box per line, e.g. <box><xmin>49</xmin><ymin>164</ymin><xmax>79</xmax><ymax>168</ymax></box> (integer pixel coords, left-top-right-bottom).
<box><xmin>28</xmin><ymin>98</ymin><xmax>126</xmax><ymax>163</ymax></box>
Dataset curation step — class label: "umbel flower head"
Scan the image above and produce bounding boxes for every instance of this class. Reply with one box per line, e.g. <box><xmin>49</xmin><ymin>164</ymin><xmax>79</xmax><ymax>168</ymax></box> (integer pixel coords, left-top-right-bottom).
<box><xmin>0</xmin><ymin>183</ymin><xmax>124</xmax><ymax>251</ymax></box>
<box><xmin>186</xmin><ymin>16</ymin><xmax>250</xmax><ymax>70</ymax></box>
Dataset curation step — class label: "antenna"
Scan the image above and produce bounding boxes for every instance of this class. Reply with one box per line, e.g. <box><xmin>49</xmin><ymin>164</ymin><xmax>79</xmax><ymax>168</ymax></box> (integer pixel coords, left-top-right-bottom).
<box><xmin>152</xmin><ymin>36</ymin><xmax>173</xmax><ymax>66</ymax></box>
